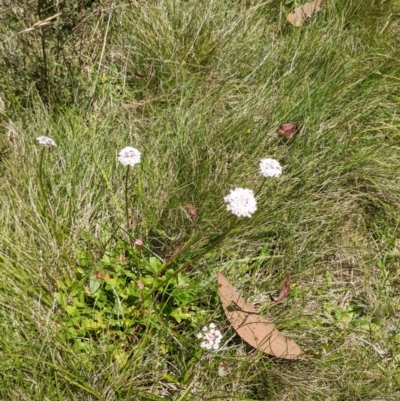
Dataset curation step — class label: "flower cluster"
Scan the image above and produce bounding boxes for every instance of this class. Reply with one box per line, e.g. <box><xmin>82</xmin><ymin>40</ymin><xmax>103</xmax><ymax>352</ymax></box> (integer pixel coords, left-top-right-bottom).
<box><xmin>118</xmin><ymin>147</ymin><xmax>141</xmax><ymax>166</ymax></box>
<box><xmin>224</xmin><ymin>187</ymin><xmax>257</xmax><ymax>218</ymax></box>
<box><xmin>259</xmin><ymin>158</ymin><xmax>282</xmax><ymax>178</ymax></box>
<box><xmin>196</xmin><ymin>323</ymin><xmax>223</xmax><ymax>350</ymax></box>
<box><xmin>37</xmin><ymin>136</ymin><xmax>57</xmax><ymax>147</ymax></box>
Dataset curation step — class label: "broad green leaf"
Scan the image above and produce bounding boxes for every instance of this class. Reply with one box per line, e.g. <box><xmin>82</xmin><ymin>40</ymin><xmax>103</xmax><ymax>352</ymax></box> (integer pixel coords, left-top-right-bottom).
<box><xmin>142</xmin><ymin>277</ymin><xmax>154</xmax><ymax>285</ymax></box>
<box><xmin>148</xmin><ymin>257</ymin><xmax>163</xmax><ymax>273</ymax></box>
<box><xmin>89</xmin><ymin>272</ymin><xmax>102</xmax><ymax>294</ymax></box>
<box><xmin>65</xmin><ymin>305</ymin><xmax>76</xmax><ymax>315</ymax></box>
<box><xmin>101</xmin><ymin>252</ymin><xmax>112</xmax><ymax>265</ymax></box>
<box><xmin>54</xmin><ymin>292</ymin><xmax>67</xmax><ymax>307</ymax></box>
<box><xmin>84</xmin><ymin>318</ymin><xmax>105</xmax><ymax>330</ymax></box>
<box><xmin>103</xmin><ymin>273</ymin><xmax>118</xmax><ymax>287</ymax></box>
<box><xmin>170</xmin><ymin>307</ymin><xmax>191</xmax><ymax>323</ymax></box>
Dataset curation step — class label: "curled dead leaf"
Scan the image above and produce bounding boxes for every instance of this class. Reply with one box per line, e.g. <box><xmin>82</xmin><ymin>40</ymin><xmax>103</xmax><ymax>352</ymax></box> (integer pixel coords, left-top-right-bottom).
<box><xmin>95</xmin><ymin>271</ymin><xmax>104</xmax><ymax>279</ymax></box>
<box><xmin>269</xmin><ymin>272</ymin><xmax>290</xmax><ymax>303</ymax></box>
<box><xmin>133</xmin><ymin>69</ymin><xmax>155</xmax><ymax>79</ymax></box>
<box><xmin>217</xmin><ymin>271</ymin><xmax>303</xmax><ymax>359</ymax></box>
<box><xmin>185</xmin><ymin>203</ymin><xmax>198</xmax><ymax>221</ymax></box>
<box><xmin>278</xmin><ymin>123</ymin><xmax>298</xmax><ymax>140</ymax></box>
<box><xmin>287</xmin><ymin>0</ymin><xmax>323</xmax><ymax>27</ymax></box>
<box><xmin>119</xmin><ymin>254</ymin><xmax>128</xmax><ymax>264</ymax></box>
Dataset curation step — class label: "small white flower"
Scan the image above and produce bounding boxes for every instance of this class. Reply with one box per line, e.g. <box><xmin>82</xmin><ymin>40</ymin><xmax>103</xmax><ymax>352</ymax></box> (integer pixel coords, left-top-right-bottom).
<box><xmin>197</xmin><ymin>323</ymin><xmax>223</xmax><ymax>351</ymax></box>
<box><xmin>37</xmin><ymin>136</ymin><xmax>57</xmax><ymax>147</ymax></box>
<box><xmin>259</xmin><ymin>158</ymin><xmax>282</xmax><ymax>178</ymax></box>
<box><xmin>118</xmin><ymin>147</ymin><xmax>141</xmax><ymax>166</ymax></box>
<box><xmin>224</xmin><ymin>188</ymin><xmax>257</xmax><ymax>218</ymax></box>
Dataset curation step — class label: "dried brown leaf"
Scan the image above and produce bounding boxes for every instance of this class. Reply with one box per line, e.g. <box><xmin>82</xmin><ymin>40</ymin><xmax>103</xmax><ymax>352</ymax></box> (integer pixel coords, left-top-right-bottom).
<box><xmin>269</xmin><ymin>272</ymin><xmax>290</xmax><ymax>303</ymax></box>
<box><xmin>95</xmin><ymin>271</ymin><xmax>104</xmax><ymax>279</ymax></box>
<box><xmin>287</xmin><ymin>0</ymin><xmax>323</xmax><ymax>27</ymax></box>
<box><xmin>217</xmin><ymin>271</ymin><xmax>303</xmax><ymax>359</ymax></box>
<box><xmin>185</xmin><ymin>203</ymin><xmax>198</xmax><ymax>221</ymax></box>
<box><xmin>133</xmin><ymin>69</ymin><xmax>155</xmax><ymax>79</ymax></box>
<box><xmin>278</xmin><ymin>123</ymin><xmax>298</xmax><ymax>140</ymax></box>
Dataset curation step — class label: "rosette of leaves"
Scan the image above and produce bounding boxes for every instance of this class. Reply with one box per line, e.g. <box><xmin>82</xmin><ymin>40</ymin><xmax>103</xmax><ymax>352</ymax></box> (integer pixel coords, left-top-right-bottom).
<box><xmin>55</xmin><ymin>241</ymin><xmax>203</xmax><ymax>352</ymax></box>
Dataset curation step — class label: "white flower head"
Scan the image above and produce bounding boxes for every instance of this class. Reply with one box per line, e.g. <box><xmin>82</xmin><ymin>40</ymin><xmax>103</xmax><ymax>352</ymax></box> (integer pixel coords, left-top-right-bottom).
<box><xmin>118</xmin><ymin>147</ymin><xmax>141</xmax><ymax>166</ymax></box>
<box><xmin>197</xmin><ymin>323</ymin><xmax>223</xmax><ymax>351</ymax></box>
<box><xmin>224</xmin><ymin>188</ymin><xmax>257</xmax><ymax>218</ymax></box>
<box><xmin>37</xmin><ymin>136</ymin><xmax>57</xmax><ymax>147</ymax></box>
<box><xmin>259</xmin><ymin>158</ymin><xmax>282</xmax><ymax>178</ymax></box>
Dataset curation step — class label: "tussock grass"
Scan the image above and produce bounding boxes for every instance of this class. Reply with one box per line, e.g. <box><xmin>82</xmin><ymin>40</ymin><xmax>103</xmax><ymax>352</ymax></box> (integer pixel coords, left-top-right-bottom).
<box><xmin>1</xmin><ymin>0</ymin><xmax>400</xmax><ymax>399</ymax></box>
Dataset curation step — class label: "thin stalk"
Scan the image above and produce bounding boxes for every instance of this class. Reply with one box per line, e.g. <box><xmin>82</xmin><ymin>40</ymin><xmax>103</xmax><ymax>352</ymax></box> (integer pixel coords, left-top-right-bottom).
<box><xmin>124</xmin><ymin>165</ymin><xmax>142</xmax><ymax>280</ymax></box>
<box><xmin>38</xmin><ymin>147</ymin><xmax>57</xmax><ymax>233</ymax></box>
<box><xmin>158</xmin><ymin>214</ymin><xmax>232</xmax><ymax>277</ymax></box>
<box><xmin>124</xmin><ymin>165</ymin><xmax>131</xmax><ymax>231</ymax></box>
<box><xmin>37</xmin><ymin>0</ymin><xmax>50</xmax><ymax>106</ymax></box>
<box><xmin>38</xmin><ymin>146</ymin><xmax>76</xmax><ymax>269</ymax></box>
<box><xmin>254</xmin><ymin>176</ymin><xmax>267</xmax><ymax>197</ymax></box>
<box><xmin>136</xmin><ymin>216</ymin><xmax>236</xmax><ymax>309</ymax></box>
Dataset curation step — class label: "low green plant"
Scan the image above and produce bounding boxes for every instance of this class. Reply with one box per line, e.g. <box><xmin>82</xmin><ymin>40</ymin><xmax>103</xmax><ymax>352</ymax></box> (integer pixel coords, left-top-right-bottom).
<box><xmin>55</xmin><ymin>240</ymin><xmax>205</xmax><ymax>354</ymax></box>
<box><xmin>3</xmin><ymin>1</ymin><xmax>400</xmax><ymax>399</ymax></box>
<box><xmin>45</xmin><ymin>144</ymin><xmax>272</xmax><ymax>361</ymax></box>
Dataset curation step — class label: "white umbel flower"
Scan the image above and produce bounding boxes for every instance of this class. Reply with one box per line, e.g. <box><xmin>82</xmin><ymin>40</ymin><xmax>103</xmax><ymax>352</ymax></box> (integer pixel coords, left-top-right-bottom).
<box><xmin>224</xmin><ymin>188</ymin><xmax>257</xmax><ymax>218</ymax></box>
<box><xmin>37</xmin><ymin>136</ymin><xmax>57</xmax><ymax>147</ymax></box>
<box><xmin>196</xmin><ymin>323</ymin><xmax>223</xmax><ymax>350</ymax></box>
<box><xmin>259</xmin><ymin>158</ymin><xmax>282</xmax><ymax>178</ymax></box>
<box><xmin>118</xmin><ymin>147</ymin><xmax>141</xmax><ymax>166</ymax></box>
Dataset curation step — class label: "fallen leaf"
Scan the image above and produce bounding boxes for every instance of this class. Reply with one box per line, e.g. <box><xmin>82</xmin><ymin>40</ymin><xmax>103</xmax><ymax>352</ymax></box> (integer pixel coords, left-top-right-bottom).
<box><xmin>278</xmin><ymin>123</ymin><xmax>298</xmax><ymax>140</ymax></box>
<box><xmin>133</xmin><ymin>69</ymin><xmax>155</xmax><ymax>79</ymax></box>
<box><xmin>217</xmin><ymin>362</ymin><xmax>230</xmax><ymax>377</ymax></box>
<box><xmin>119</xmin><ymin>254</ymin><xmax>128</xmax><ymax>263</ymax></box>
<box><xmin>95</xmin><ymin>271</ymin><xmax>104</xmax><ymax>279</ymax></box>
<box><xmin>185</xmin><ymin>203</ymin><xmax>198</xmax><ymax>221</ymax></box>
<box><xmin>287</xmin><ymin>0</ymin><xmax>323</xmax><ymax>27</ymax></box>
<box><xmin>217</xmin><ymin>271</ymin><xmax>303</xmax><ymax>359</ymax></box>
<box><xmin>269</xmin><ymin>272</ymin><xmax>290</xmax><ymax>303</ymax></box>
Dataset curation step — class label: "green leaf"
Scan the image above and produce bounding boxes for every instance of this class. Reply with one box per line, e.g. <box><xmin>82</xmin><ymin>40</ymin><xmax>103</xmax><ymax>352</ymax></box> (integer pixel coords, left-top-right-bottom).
<box><xmin>103</xmin><ymin>273</ymin><xmax>118</xmax><ymax>287</ymax></box>
<box><xmin>76</xmin><ymin>249</ymin><xmax>91</xmax><ymax>267</ymax></box>
<box><xmin>84</xmin><ymin>318</ymin><xmax>105</xmax><ymax>330</ymax></box>
<box><xmin>165</xmin><ymin>269</ymin><xmax>174</xmax><ymax>279</ymax></box>
<box><xmin>65</xmin><ymin>305</ymin><xmax>76</xmax><ymax>315</ymax></box>
<box><xmin>143</xmin><ymin>277</ymin><xmax>154</xmax><ymax>285</ymax></box>
<box><xmin>171</xmin><ymin>289</ymin><xmax>193</xmax><ymax>306</ymax></box>
<box><xmin>54</xmin><ymin>292</ymin><xmax>67</xmax><ymax>307</ymax></box>
<box><xmin>89</xmin><ymin>273</ymin><xmax>102</xmax><ymax>294</ymax></box>
<box><xmin>101</xmin><ymin>252</ymin><xmax>112</xmax><ymax>265</ymax></box>
<box><xmin>162</xmin><ymin>373</ymin><xmax>181</xmax><ymax>385</ymax></box>
<box><xmin>148</xmin><ymin>257</ymin><xmax>163</xmax><ymax>274</ymax></box>
<box><xmin>170</xmin><ymin>307</ymin><xmax>191</xmax><ymax>323</ymax></box>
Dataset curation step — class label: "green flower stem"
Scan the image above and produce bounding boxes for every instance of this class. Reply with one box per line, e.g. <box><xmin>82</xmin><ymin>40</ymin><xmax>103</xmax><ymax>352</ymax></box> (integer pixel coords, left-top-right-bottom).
<box><xmin>38</xmin><ymin>148</ymin><xmax>56</xmax><ymax>223</ymax></box>
<box><xmin>124</xmin><ymin>165</ymin><xmax>131</xmax><ymax>231</ymax></box>
<box><xmin>38</xmin><ymin>147</ymin><xmax>77</xmax><ymax>269</ymax></box>
<box><xmin>254</xmin><ymin>176</ymin><xmax>267</xmax><ymax>198</ymax></box>
<box><xmin>159</xmin><ymin>214</ymin><xmax>232</xmax><ymax>277</ymax></box>
<box><xmin>38</xmin><ymin>147</ymin><xmax>59</xmax><ymax>243</ymax></box>
<box><xmin>136</xmin><ymin>216</ymin><xmax>236</xmax><ymax>309</ymax></box>
<box><xmin>124</xmin><ymin>165</ymin><xmax>142</xmax><ymax>279</ymax></box>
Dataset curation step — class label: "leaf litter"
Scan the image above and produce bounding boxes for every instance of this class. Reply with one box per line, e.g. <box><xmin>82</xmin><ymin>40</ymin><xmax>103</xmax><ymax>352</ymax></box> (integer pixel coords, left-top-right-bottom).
<box><xmin>287</xmin><ymin>0</ymin><xmax>324</xmax><ymax>27</ymax></box>
<box><xmin>217</xmin><ymin>271</ymin><xmax>304</xmax><ymax>359</ymax></box>
<box><xmin>269</xmin><ymin>272</ymin><xmax>291</xmax><ymax>303</ymax></box>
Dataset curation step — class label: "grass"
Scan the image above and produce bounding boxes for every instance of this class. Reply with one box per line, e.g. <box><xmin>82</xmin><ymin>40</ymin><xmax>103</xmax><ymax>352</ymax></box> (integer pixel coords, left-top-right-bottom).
<box><xmin>1</xmin><ymin>0</ymin><xmax>400</xmax><ymax>399</ymax></box>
